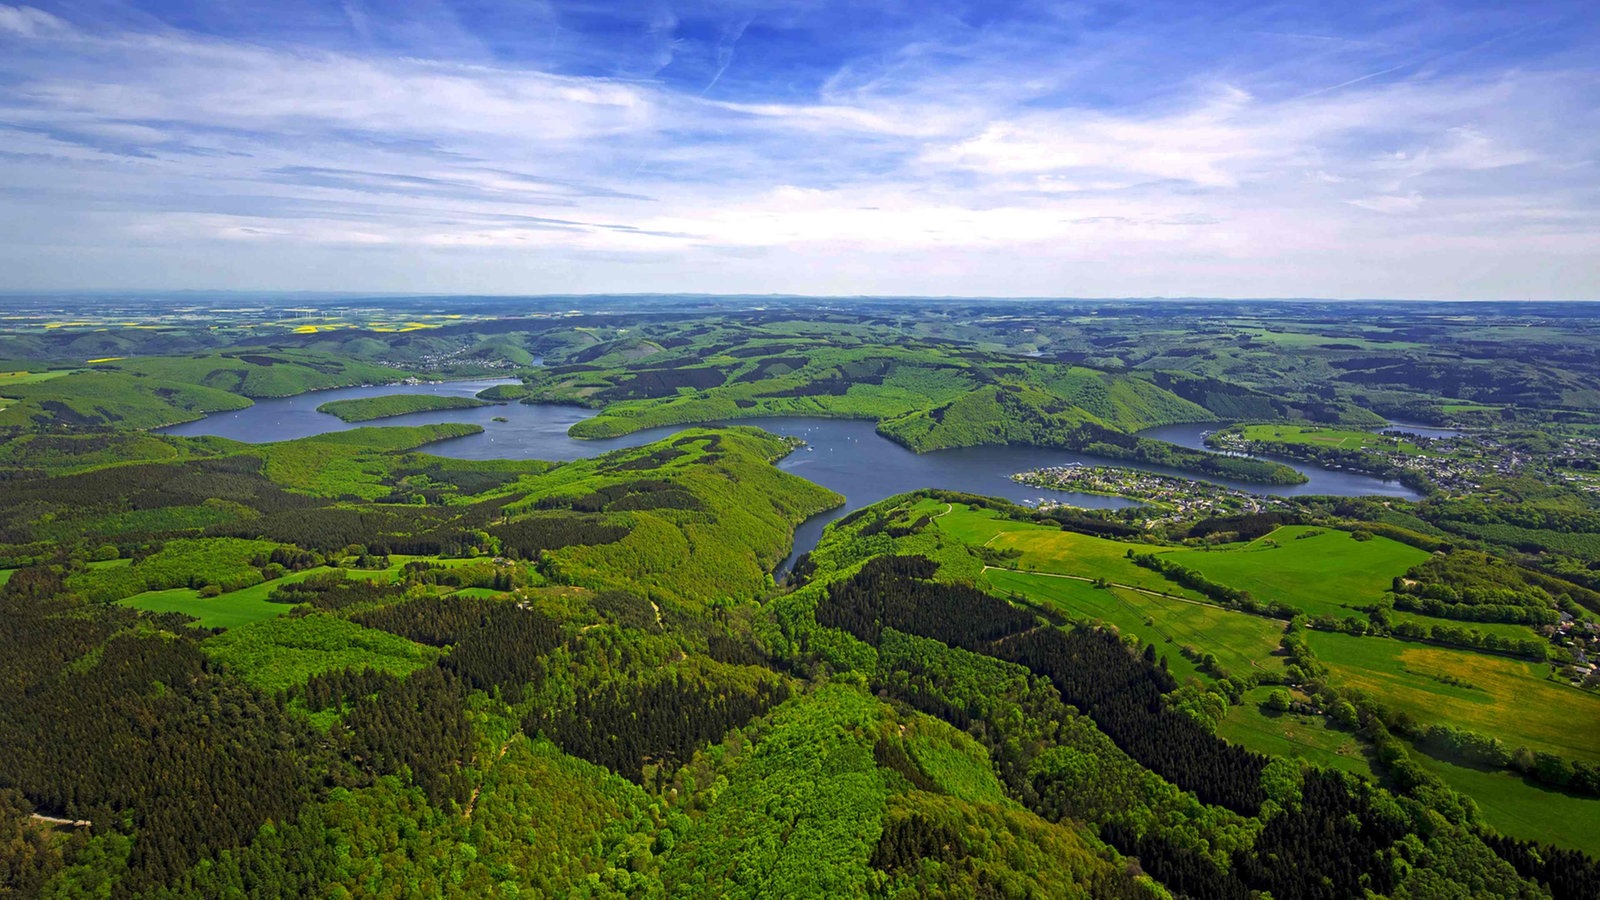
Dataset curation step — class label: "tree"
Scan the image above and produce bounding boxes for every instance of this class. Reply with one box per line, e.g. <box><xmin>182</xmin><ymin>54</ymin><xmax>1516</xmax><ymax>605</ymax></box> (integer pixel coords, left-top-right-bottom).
<box><xmin>1264</xmin><ymin>689</ymin><xmax>1292</xmax><ymax>712</ymax></box>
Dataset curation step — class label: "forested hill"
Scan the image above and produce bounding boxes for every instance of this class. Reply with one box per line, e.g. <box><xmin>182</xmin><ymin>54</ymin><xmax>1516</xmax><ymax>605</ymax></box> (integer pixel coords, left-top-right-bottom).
<box><xmin>316</xmin><ymin>393</ymin><xmax>494</xmax><ymax>422</ymax></box>
<box><xmin>501</xmin><ymin>337</ymin><xmax>1311</xmax><ymax>484</ymax></box>
<box><xmin>0</xmin><ymin>351</ymin><xmax>416</xmax><ymax>430</ymax></box>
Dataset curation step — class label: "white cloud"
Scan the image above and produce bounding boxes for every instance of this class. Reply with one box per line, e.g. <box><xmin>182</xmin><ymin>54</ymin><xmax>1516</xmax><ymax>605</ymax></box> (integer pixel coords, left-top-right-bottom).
<box><xmin>0</xmin><ymin>5</ymin><xmax>67</xmax><ymax>37</ymax></box>
<box><xmin>1347</xmin><ymin>192</ymin><xmax>1425</xmax><ymax>214</ymax></box>
<box><xmin>0</xmin><ymin>5</ymin><xmax>1596</xmax><ymax>298</ymax></box>
<box><xmin>19</xmin><ymin>39</ymin><xmax>659</xmax><ymax>144</ymax></box>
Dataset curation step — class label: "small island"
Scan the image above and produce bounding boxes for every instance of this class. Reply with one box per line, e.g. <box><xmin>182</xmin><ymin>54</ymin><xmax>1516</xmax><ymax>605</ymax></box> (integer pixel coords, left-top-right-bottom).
<box><xmin>316</xmin><ymin>393</ymin><xmax>493</xmax><ymax>423</ymax></box>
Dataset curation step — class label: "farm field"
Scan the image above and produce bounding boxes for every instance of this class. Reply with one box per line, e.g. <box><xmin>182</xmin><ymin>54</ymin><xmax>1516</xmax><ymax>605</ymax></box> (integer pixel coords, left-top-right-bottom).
<box><xmin>984</xmin><ymin>568</ymin><xmax>1285</xmax><ymax>679</ymax></box>
<box><xmin>1308</xmin><ymin>630</ymin><xmax>1600</xmax><ymax>763</ymax></box>
<box><xmin>959</xmin><ymin>523</ymin><xmax>1204</xmax><ymax>599</ymax></box>
<box><xmin>1410</xmin><ymin>748</ymin><xmax>1600</xmax><ymax>856</ymax></box>
<box><xmin>0</xmin><ymin>369</ymin><xmax>73</xmax><ymax>386</ymax></box>
<box><xmin>1234</xmin><ymin>423</ymin><xmax>1429</xmax><ymax>454</ymax></box>
<box><xmin>1160</xmin><ymin>526</ymin><xmax>1429</xmax><ymax>619</ymax></box>
<box><xmin>1217</xmin><ymin>689</ymin><xmax>1375</xmax><ymax>780</ymax></box>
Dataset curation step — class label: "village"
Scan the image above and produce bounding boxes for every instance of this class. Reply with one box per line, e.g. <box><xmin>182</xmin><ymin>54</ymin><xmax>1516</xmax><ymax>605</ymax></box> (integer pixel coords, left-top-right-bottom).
<box><xmin>1204</xmin><ymin>426</ymin><xmax>1600</xmax><ymax>497</ymax></box>
<box><xmin>1013</xmin><ymin>463</ymin><xmax>1294</xmax><ymax>526</ymax></box>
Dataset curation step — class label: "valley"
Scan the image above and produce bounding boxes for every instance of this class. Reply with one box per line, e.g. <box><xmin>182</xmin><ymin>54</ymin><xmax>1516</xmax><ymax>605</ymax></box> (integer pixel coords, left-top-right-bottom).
<box><xmin>1</xmin><ymin>297</ymin><xmax>1598</xmax><ymax>898</ymax></box>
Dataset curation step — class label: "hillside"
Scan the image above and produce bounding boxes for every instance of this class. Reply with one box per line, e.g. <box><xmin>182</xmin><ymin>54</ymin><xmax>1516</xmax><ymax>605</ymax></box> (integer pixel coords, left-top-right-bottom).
<box><xmin>0</xmin><ymin>350</ymin><xmax>416</xmax><ymax>429</ymax></box>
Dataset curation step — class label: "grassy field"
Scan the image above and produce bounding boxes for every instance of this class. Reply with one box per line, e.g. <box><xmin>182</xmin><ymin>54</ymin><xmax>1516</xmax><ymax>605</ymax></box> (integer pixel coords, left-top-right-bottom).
<box><xmin>116</xmin><ymin>564</ymin><xmax>455</xmax><ymax>629</ymax></box>
<box><xmin>937</xmin><ymin>507</ymin><xmax>1204</xmax><ymax>599</ymax></box>
<box><xmin>925</xmin><ymin>502</ymin><xmax>1046</xmax><ymax>545</ymax></box>
<box><xmin>1217</xmin><ymin>689</ymin><xmax>1375</xmax><ymax>780</ymax></box>
<box><xmin>1231</xmin><ymin>328</ymin><xmax>1422</xmax><ymax>351</ymax></box>
<box><xmin>0</xmin><ymin>369</ymin><xmax>73</xmax><ymax>386</ymax></box>
<box><xmin>1387</xmin><ymin>609</ymin><xmax>1543</xmax><ymax>643</ymax></box>
<box><xmin>985</xmin><ymin>568</ymin><xmax>1284</xmax><ymax>680</ymax></box>
<box><xmin>1441</xmin><ymin>402</ymin><xmax>1500</xmax><ymax>414</ymax></box>
<box><xmin>120</xmin><ymin>586</ymin><xmax>286</xmax><ymax>629</ymax></box>
<box><xmin>1160</xmin><ymin>526</ymin><xmax>1430</xmax><ymax>620</ymax></box>
<box><xmin>1410</xmin><ymin>748</ymin><xmax>1600</xmax><ymax>856</ymax></box>
<box><xmin>1234</xmin><ymin>424</ymin><xmax>1428</xmax><ymax>455</ymax></box>
<box><xmin>449</xmin><ymin>586</ymin><xmax>509</xmax><ymax>599</ymax></box>
<box><xmin>203</xmin><ymin>613</ymin><xmax>438</xmax><ymax>692</ymax></box>
<box><xmin>122</xmin><ymin>586</ymin><xmax>288</xmax><ymax>627</ymax></box>
<box><xmin>0</xmin><ymin>568</ymin><xmax>11</xmax><ymax>588</ymax></box>
<box><xmin>1309</xmin><ymin>630</ymin><xmax>1600</xmax><ymax>763</ymax></box>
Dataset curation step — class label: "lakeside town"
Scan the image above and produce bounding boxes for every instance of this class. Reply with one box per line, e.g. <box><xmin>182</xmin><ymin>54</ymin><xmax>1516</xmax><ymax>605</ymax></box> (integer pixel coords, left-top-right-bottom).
<box><xmin>1203</xmin><ymin>426</ymin><xmax>1600</xmax><ymax>497</ymax></box>
<box><xmin>1012</xmin><ymin>463</ymin><xmax>1294</xmax><ymax>526</ymax></box>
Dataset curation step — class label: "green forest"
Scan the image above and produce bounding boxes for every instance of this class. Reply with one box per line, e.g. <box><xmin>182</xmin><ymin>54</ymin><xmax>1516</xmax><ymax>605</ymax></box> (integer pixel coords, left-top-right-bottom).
<box><xmin>316</xmin><ymin>393</ymin><xmax>495</xmax><ymax>423</ymax></box>
<box><xmin>2</xmin><ymin>298</ymin><xmax>1599</xmax><ymax>899</ymax></box>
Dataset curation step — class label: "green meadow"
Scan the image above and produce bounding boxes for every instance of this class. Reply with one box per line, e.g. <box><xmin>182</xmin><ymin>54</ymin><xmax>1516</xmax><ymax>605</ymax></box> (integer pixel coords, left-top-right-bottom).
<box><xmin>1234</xmin><ymin>423</ymin><xmax>1429</xmax><ymax>455</ymax></box>
<box><xmin>922</xmin><ymin>501</ymin><xmax>1043</xmax><ymax>546</ymax></box>
<box><xmin>1160</xmin><ymin>526</ymin><xmax>1430</xmax><ymax>619</ymax></box>
<box><xmin>0</xmin><ymin>369</ymin><xmax>74</xmax><ymax>386</ymax></box>
<box><xmin>449</xmin><ymin>586</ymin><xmax>510</xmax><ymax>599</ymax></box>
<box><xmin>1387</xmin><ymin>609</ymin><xmax>1543</xmax><ymax>643</ymax></box>
<box><xmin>1309</xmin><ymin>630</ymin><xmax>1600</xmax><ymax>763</ymax></box>
<box><xmin>1217</xmin><ymin>689</ymin><xmax>1376</xmax><ymax>780</ymax></box>
<box><xmin>984</xmin><ymin>568</ymin><xmax>1284</xmax><ymax>679</ymax></box>
<box><xmin>950</xmin><ymin>514</ymin><xmax>1202</xmax><ymax>598</ymax></box>
<box><xmin>1409</xmin><ymin>748</ymin><xmax>1600</xmax><ymax>856</ymax></box>
<box><xmin>202</xmin><ymin>613</ymin><xmax>438</xmax><ymax>692</ymax></box>
<box><xmin>121</xmin><ymin>586</ymin><xmax>288</xmax><ymax>629</ymax></box>
<box><xmin>1230</xmin><ymin>327</ymin><xmax>1423</xmax><ymax>351</ymax></box>
<box><xmin>117</xmin><ymin>563</ymin><xmax>460</xmax><ymax>629</ymax></box>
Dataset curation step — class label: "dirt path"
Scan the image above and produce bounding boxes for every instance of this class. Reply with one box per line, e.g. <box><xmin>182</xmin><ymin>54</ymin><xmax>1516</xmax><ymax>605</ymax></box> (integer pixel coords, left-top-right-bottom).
<box><xmin>29</xmin><ymin>813</ymin><xmax>90</xmax><ymax>828</ymax></box>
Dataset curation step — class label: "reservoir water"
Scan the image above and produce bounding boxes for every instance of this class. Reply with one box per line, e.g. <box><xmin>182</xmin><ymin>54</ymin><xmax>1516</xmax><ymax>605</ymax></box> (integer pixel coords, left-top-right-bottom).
<box><xmin>163</xmin><ymin>380</ymin><xmax>1422</xmax><ymax>572</ymax></box>
<box><xmin>1383</xmin><ymin>422</ymin><xmax>1462</xmax><ymax>440</ymax></box>
<box><xmin>1136</xmin><ymin>422</ymin><xmax>1420</xmax><ymax>500</ymax></box>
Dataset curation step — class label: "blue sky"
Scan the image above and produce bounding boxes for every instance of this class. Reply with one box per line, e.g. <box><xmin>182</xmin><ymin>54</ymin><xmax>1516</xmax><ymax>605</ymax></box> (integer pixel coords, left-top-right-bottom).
<box><xmin>1</xmin><ymin>0</ymin><xmax>1597</xmax><ymax>298</ymax></box>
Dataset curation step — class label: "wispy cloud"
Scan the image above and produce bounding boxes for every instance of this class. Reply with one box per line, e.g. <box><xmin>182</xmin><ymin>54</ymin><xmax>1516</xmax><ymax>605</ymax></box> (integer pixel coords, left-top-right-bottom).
<box><xmin>0</xmin><ymin>3</ymin><xmax>65</xmax><ymax>36</ymax></box>
<box><xmin>0</xmin><ymin>0</ymin><xmax>1596</xmax><ymax>298</ymax></box>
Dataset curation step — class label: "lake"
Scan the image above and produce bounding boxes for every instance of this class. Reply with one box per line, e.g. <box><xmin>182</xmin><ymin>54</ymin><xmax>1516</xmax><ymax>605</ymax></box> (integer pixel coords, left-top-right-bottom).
<box><xmin>163</xmin><ymin>380</ymin><xmax>1422</xmax><ymax>574</ymax></box>
<box><xmin>1384</xmin><ymin>422</ymin><xmax>1462</xmax><ymax>440</ymax></box>
<box><xmin>1136</xmin><ymin>422</ymin><xmax>1421</xmax><ymax>499</ymax></box>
